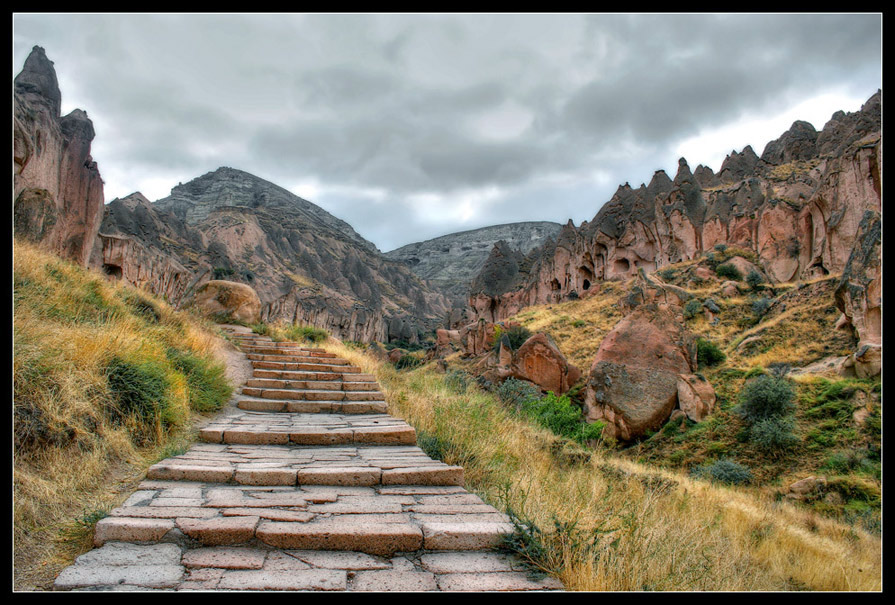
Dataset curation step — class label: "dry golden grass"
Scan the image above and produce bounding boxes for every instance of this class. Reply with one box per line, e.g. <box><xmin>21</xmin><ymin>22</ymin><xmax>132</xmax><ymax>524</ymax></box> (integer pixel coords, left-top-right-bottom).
<box><xmin>322</xmin><ymin>341</ymin><xmax>882</xmax><ymax>591</ymax></box>
<box><xmin>13</xmin><ymin>239</ymin><xmax>233</xmax><ymax>590</ymax></box>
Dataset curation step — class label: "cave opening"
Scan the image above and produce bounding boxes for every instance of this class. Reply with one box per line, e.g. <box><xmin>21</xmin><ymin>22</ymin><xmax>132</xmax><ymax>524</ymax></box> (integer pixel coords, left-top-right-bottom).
<box><xmin>102</xmin><ymin>263</ymin><xmax>122</xmax><ymax>279</ymax></box>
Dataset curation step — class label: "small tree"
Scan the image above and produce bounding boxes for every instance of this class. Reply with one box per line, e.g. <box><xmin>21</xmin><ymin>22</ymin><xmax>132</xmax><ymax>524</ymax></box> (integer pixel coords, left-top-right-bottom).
<box><xmin>737</xmin><ymin>374</ymin><xmax>796</xmax><ymax>422</ymax></box>
<box><xmin>715</xmin><ymin>263</ymin><xmax>743</xmax><ymax>281</ymax></box>
<box><xmin>746</xmin><ymin>269</ymin><xmax>765</xmax><ymax>290</ymax></box>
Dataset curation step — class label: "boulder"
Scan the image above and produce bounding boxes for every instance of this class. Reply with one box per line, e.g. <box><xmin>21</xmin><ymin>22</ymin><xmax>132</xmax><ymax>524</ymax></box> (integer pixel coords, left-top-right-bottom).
<box><xmin>582</xmin><ymin>304</ymin><xmax>715</xmax><ymax>440</ymax></box>
<box><xmin>190</xmin><ymin>280</ymin><xmax>261</xmax><ymax>324</ymax></box>
<box><xmin>785</xmin><ymin>476</ymin><xmax>827</xmax><ymax>501</ymax></box>
<box><xmin>504</xmin><ymin>333</ymin><xmax>582</xmax><ymax>395</ymax></box>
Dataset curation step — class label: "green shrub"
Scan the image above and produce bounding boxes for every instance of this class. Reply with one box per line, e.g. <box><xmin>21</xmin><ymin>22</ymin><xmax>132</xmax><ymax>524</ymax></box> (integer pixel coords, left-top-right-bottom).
<box><xmin>496</xmin><ymin>378</ymin><xmax>541</xmax><ymax>409</ymax></box>
<box><xmin>286</xmin><ymin>325</ymin><xmax>329</xmax><ymax>343</ymax></box>
<box><xmin>715</xmin><ymin>263</ymin><xmax>743</xmax><ymax>280</ymax></box>
<box><xmin>736</xmin><ymin>375</ymin><xmax>796</xmax><ymax>422</ymax></box>
<box><xmin>519</xmin><ymin>392</ymin><xmax>604</xmax><ymax>445</ymax></box>
<box><xmin>745</xmin><ymin>270</ymin><xmax>765</xmax><ymax>289</ymax></box>
<box><xmin>683</xmin><ymin>298</ymin><xmax>703</xmax><ymax>320</ymax></box>
<box><xmin>658</xmin><ymin>268</ymin><xmax>677</xmax><ymax>281</ymax></box>
<box><xmin>104</xmin><ymin>357</ymin><xmax>172</xmax><ymax>433</ymax></box>
<box><xmin>696</xmin><ymin>338</ymin><xmax>726</xmax><ymax>368</ymax></box>
<box><xmin>394</xmin><ymin>354</ymin><xmax>423</xmax><ymax>370</ymax></box>
<box><xmin>493</xmin><ymin>325</ymin><xmax>533</xmax><ymax>352</ymax></box>
<box><xmin>751</xmin><ymin>297</ymin><xmax>772</xmax><ymax>317</ymax></box>
<box><xmin>749</xmin><ymin>415</ymin><xmax>799</xmax><ymax>452</ymax></box>
<box><xmin>166</xmin><ymin>348</ymin><xmax>232</xmax><ymax>413</ymax></box>
<box><xmin>713</xmin><ymin>243</ymin><xmax>728</xmax><ymax>253</ymax></box>
<box><xmin>691</xmin><ymin>458</ymin><xmax>752</xmax><ymax>485</ymax></box>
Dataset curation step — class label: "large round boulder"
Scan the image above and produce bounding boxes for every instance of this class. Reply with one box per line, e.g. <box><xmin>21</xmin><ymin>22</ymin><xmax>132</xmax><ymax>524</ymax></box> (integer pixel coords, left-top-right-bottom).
<box><xmin>191</xmin><ymin>280</ymin><xmax>261</xmax><ymax>324</ymax></box>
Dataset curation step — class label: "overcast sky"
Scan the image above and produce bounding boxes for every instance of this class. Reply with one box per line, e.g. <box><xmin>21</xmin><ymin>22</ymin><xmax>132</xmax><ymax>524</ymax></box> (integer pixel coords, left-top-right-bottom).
<box><xmin>13</xmin><ymin>13</ymin><xmax>882</xmax><ymax>252</ymax></box>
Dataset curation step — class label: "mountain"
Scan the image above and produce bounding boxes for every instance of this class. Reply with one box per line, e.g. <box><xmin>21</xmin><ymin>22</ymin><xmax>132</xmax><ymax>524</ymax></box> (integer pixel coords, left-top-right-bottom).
<box><xmin>384</xmin><ymin>221</ymin><xmax>562</xmax><ymax>306</ymax></box>
<box><xmin>95</xmin><ymin>168</ymin><xmax>451</xmax><ymax>343</ymax></box>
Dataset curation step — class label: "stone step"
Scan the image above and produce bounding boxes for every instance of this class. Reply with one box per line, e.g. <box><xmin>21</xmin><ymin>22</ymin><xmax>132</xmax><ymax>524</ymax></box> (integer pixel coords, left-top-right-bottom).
<box><xmin>85</xmin><ymin>482</ymin><xmax>513</xmax><ymax>559</ymax></box>
<box><xmin>54</xmin><ymin>542</ymin><xmax>563</xmax><ymax>591</ymax></box>
<box><xmin>245</xmin><ymin>378</ymin><xmax>379</xmax><ymax>392</ymax></box>
<box><xmin>241</xmin><ymin>346</ymin><xmax>337</xmax><ymax>358</ymax></box>
<box><xmin>241</xmin><ymin>387</ymin><xmax>385</xmax><ymax>402</ymax></box>
<box><xmin>237</xmin><ymin>397</ymin><xmax>388</xmax><ymax>415</ymax></box>
<box><xmin>246</xmin><ymin>353</ymin><xmax>350</xmax><ymax>365</ymax></box>
<box><xmin>198</xmin><ymin>412</ymin><xmax>416</xmax><ymax>446</ymax></box>
<box><xmin>144</xmin><ymin>444</ymin><xmax>464</xmax><ymax>487</ymax></box>
<box><xmin>252</xmin><ymin>369</ymin><xmax>376</xmax><ymax>383</ymax></box>
<box><xmin>252</xmin><ymin>361</ymin><xmax>362</xmax><ymax>374</ymax></box>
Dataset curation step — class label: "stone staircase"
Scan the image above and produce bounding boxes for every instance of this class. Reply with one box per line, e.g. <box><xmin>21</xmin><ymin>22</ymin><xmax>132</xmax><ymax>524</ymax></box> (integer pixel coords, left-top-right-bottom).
<box><xmin>53</xmin><ymin>325</ymin><xmax>563</xmax><ymax>591</ymax></box>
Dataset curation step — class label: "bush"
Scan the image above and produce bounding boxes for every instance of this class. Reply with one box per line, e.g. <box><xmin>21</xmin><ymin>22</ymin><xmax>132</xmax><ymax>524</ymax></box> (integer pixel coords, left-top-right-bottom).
<box><xmin>751</xmin><ymin>297</ymin><xmax>772</xmax><ymax>317</ymax></box>
<box><xmin>745</xmin><ymin>270</ymin><xmax>765</xmax><ymax>289</ymax></box>
<box><xmin>286</xmin><ymin>325</ymin><xmax>329</xmax><ymax>343</ymax></box>
<box><xmin>658</xmin><ymin>268</ymin><xmax>677</xmax><ymax>281</ymax></box>
<box><xmin>104</xmin><ymin>357</ymin><xmax>174</xmax><ymax>436</ymax></box>
<box><xmin>444</xmin><ymin>370</ymin><xmax>471</xmax><ymax>394</ymax></box>
<box><xmin>494</xmin><ymin>325</ymin><xmax>533</xmax><ymax>352</ymax></box>
<box><xmin>749</xmin><ymin>415</ymin><xmax>799</xmax><ymax>452</ymax></box>
<box><xmin>692</xmin><ymin>458</ymin><xmax>752</xmax><ymax>485</ymax></box>
<box><xmin>683</xmin><ymin>298</ymin><xmax>703</xmax><ymax>320</ymax></box>
<box><xmin>166</xmin><ymin>347</ymin><xmax>232</xmax><ymax>413</ymax></box>
<box><xmin>496</xmin><ymin>378</ymin><xmax>541</xmax><ymax>409</ymax></box>
<box><xmin>715</xmin><ymin>263</ymin><xmax>742</xmax><ymax>281</ymax></box>
<box><xmin>713</xmin><ymin>243</ymin><xmax>728</xmax><ymax>253</ymax></box>
<box><xmin>518</xmin><ymin>392</ymin><xmax>604</xmax><ymax>445</ymax></box>
<box><xmin>394</xmin><ymin>354</ymin><xmax>422</xmax><ymax>370</ymax></box>
<box><xmin>696</xmin><ymin>338</ymin><xmax>726</xmax><ymax>368</ymax></box>
<box><xmin>736</xmin><ymin>375</ymin><xmax>796</xmax><ymax>422</ymax></box>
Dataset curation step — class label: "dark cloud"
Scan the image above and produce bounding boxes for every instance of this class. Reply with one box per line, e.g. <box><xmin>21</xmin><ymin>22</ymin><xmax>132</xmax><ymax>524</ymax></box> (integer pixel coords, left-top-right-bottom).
<box><xmin>13</xmin><ymin>13</ymin><xmax>881</xmax><ymax>251</ymax></box>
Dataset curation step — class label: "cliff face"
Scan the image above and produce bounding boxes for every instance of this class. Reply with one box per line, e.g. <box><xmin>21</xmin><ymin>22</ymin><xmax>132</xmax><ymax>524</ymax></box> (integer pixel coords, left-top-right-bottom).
<box><xmin>468</xmin><ymin>92</ymin><xmax>882</xmax><ymax>324</ymax></box>
<box><xmin>14</xmin><ymin>46</ymin><xmax>105</xmax><ymax>267</ymax></box>
<box><xmin>384</xmin><ymin>222</ymin><xmax>563</xmax><ymax>306</ymax></box>
<box><xmin>98</xmin><ymin>169</ymin><xmax>450</xmax><ymax>344</ymax></box>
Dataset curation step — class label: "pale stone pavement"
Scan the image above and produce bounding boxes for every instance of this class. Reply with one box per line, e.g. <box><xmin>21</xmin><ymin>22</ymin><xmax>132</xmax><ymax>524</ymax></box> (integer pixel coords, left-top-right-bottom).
<box><xmin>53</xmin><ymin>325</ymin><xmax>564</xmax><ymax>591</ymax></box>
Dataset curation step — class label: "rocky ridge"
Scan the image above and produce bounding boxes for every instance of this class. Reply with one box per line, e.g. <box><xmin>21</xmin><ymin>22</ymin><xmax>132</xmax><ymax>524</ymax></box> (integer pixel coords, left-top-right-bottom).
<box><xmin>466</xmin><ymin>92</ymin><xmax>881</xmax><ymax>333</ymax></box>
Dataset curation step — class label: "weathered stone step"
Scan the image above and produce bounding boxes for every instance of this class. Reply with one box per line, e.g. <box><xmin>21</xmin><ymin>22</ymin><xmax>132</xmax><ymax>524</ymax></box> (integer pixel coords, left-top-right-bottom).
<box><xmin>245</xmin><ymin>378</ymin><xmax>379</xmax><ymax>392</ymax></box>
<box><xmin>246</xmin><ymin>353</ymin><xmax>350</xmax><ymax>365</ymax></box>
<box><xmin>145</xmin><ymin>444</ymin><xmax>463</xmax><ymax>487</ymax></box>
<box><xmin>85</xmin><ymin>482</ymin><xmax>513</xmax><ymax>559</ymax></box>
<box><xmin>241</xmin><ymin>387</ymin><xmax>385</xmax><ymax>402</ymax></box>
<box><xmin>252</xmin><ymin>360</ymin><xmax>362</xmax><ymax>374</ymax></box>
<box><xmin>54</xmin><ymin>543</ymin><xmax>562</xmax><ymax>591</ymax></box>
<box><xmin>241</xmin><ymin>346</ymin><xmax>337</xmax><ymax>358</ymax></box>
<box><xmin>237</xmin><ymin>397</ymin><xmax>388</xmax><ymax>415</ymax></box>
<box><xmin>198</xmin><ymin>412</ymin><xmax>416</xmax><ymax>446</ymax></box>
<box><xmin>252</xmin><ymin>369</ymin><xmax>376</xmax><ymax>383</ymax></box>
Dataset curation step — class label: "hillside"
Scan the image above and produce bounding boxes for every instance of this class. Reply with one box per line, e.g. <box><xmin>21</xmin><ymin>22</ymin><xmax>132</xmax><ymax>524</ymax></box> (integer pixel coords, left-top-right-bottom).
<box><xmin>478</xmin><ymin>250</ymin><xmax>881</xmax><ymax>534</ymax></box>
<box><xmin>385</xmin><ymin>221</ymin><xmax>563</xmax><ymax>307</ymax></box>
<box><xmin>13</xmin><ymin>239</ymin><xmax>238</xmax><ymax>590</ymax></box>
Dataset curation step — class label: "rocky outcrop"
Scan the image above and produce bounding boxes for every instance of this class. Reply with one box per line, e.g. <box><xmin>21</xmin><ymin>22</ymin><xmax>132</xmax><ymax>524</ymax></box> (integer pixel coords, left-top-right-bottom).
<box><xmin>835</xmin><ymin>211</ymin><xmax>881</xmax><ymax>378</ymax></box>
<box><xmin>385</xmin><ymin>222</ymin><xmax>562</xmax><ymax>306</ymax></box>
<box><xmin>582</xmin><ymin>305</ymin><xmax>715</xmax><ymax>441</ymax></box>
<box><xmin>188</xmin><ymin>280</ymin><xmax>262</xmax><ymax>324</ymax></box>
<box><xmin>467</xmin><ymin>92</ymin><xmax>882</xmax><ymax>324</ymax></box>
<box><xmin>505</xmin><ymin>333</ymin><xmax>582</xmax><ymax>395</ymax></box>
<box><xmin>14</xmin><ymin>46</ymin><xmax>105</xmax><ymax>267</ymax></box>
<box><xmin>97</xmin><ymin>168</ymin><xmax>450</xmax><ymax>344</ymax></box>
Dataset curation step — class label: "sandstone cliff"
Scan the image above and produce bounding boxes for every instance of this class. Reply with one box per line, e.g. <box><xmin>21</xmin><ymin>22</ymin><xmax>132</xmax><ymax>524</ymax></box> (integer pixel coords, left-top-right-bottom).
<box><xmin>468</xmin><ymin>92</ymin><xmax>882</xmax><ymax>324</ymax></box>
<box><xmin>14</xmin><ymin>46</ymin><xmax>105</xmax><ymax>267</ymax></box>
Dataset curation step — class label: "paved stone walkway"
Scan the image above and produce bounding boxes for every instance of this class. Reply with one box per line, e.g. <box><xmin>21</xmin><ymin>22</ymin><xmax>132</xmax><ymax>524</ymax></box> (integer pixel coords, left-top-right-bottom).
<box><xmin>53</xmin><ymin>326</ymin><xmax>563</xmax><ymax>591</ymax></box>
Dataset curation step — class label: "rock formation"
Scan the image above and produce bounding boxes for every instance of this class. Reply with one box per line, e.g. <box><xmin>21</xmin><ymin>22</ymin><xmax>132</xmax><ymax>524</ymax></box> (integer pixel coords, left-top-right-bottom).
<box><xmin>466</xmin><ymin>92</ymin><xmax>882</xmax><ymax>325</ymax></box>
<box><xmin>385</xmin><ymin>222</ymin><xmax>562</xmax><ymax>307</ymax></box>
<box><xmin>97</xmin><ymin>168</ymin><xmax>450</xmax><ymax>344</ymax></box>
<box><xmin>582</xmin><ymin>304</ymin><xmax>716</xmax><ymax>441</ymax></box>
<box><xmin>14</xmin><ymin>46</ymin><xmax>105</xmax><ymax>267</ymax></box>
<box><xmin>188</xmin><ymin>280</ymin><xmax>262</xmax><ymax>324</ymax></box>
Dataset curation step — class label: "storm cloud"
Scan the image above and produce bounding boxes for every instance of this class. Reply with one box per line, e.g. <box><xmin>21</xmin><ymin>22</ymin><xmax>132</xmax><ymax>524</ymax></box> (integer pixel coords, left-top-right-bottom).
<box><xmin>13</xmin><ymin>13</ymin><xmax>881</xmax><ymax>251</ymax></box>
